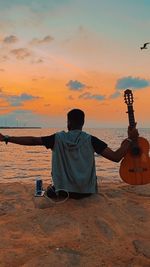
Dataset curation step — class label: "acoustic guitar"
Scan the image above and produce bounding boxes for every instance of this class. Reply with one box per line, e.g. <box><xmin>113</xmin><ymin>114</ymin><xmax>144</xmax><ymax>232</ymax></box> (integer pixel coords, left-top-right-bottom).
<box><xmin>119</xmin><ymin>89</ymin><xmax>150</xmax><ymax>185</ymax></box>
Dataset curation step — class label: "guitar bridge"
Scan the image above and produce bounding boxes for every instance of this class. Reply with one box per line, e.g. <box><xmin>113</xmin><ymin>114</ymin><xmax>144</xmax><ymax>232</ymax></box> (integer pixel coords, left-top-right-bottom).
<box><xmin>129</xmin><ymin>167</ymin><xmax>148</xmax><ymax>173</ymax></box>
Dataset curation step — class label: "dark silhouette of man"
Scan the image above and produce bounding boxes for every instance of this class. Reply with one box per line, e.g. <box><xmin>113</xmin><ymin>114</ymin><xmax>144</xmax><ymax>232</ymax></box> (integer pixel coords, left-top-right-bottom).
<box><xmin>0</xmin><ymin>109</ymin><xmax>138</xmax><ymax>199</ymax></box>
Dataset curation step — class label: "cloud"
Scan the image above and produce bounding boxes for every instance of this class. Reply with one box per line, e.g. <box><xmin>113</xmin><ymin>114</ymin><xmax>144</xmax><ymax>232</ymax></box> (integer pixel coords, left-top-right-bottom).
<box><xmin>31</xmin><ymin>58</ymin><xmax>44</xmax><ymax>64</ymax></box>
<box><xmin>8</xmin><ymin>93</ymin><xmax>39</xmax><ymax>106</ymax></box>
<box><xmin>10</xmin><ymin>48</ymin><xmax>31</xmax><ymax>59</ymax></box>
<box><xmin>0</xmin><ymin>68</ymin><xmax>5</xmax><ymax>72</ymax></box>
<box><xmin>0</xmin><ymin>55</ymin><xmax>8</xmax><ymax>62</ymax></box>
<box><xmin>0</xmin><ymin>92</ymin><xmax>39</xmax><ymax>107</ymax></box>
<box><xmin>108</xmin><ymin>76</ymin><xmax>150</xmax><ymax>100</ymax></box>
<box><xmin>109</xmin><ymin>91</ymin><xmax>121</xmax><ymax>99</ymax></box>
<box><xmin>32</xmin><ymin>76</ymin><xmax>45</xmax><ymax>81</ymax></box>
<box><xmin>66</xmin><ymin>80</ymin><xmax>86</xmax><ymax>91</ymax></box>
<box><xmin>3</xmin><ymin>35</ymin><xmax>18</xmax><ymax>44</ymax></box>
<box><xmin>79</xmin><ymin>92</ymin><xmax>105</xmax><ymax>101</ymax></box>
<box><xmin>30</xmin><ymin>35</ymin><xmax>54</xmax><ymax>45</ymax></box>
<box><xmin>19</xmin><ymin>93</ymin><xmax>38</xmax><ymax>101</ymax></box>
<box><xmin>116</xmin><ymin>76</ymin><xmax>150</xmax><ymax>90</ymax></box>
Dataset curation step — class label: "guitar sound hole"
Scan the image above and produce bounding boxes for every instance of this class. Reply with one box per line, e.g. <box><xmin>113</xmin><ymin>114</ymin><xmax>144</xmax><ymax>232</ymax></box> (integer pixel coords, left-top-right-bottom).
<box><xmin>131</xmin><ymin>146</ymin><xmax>141</xmax><ymax>156</ymax></box>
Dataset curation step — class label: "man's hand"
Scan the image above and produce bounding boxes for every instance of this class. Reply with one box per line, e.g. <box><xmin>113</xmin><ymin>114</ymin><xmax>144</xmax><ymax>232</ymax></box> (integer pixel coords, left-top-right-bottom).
<box><xmin>128</xmin><ymin>126</ymin><xmax>139</xmax><ymax>141</ymax></box>
<box><xmin>0</xmin><ymin>133</ymin><xmax>43</xmax><ymax>146</ymax></box>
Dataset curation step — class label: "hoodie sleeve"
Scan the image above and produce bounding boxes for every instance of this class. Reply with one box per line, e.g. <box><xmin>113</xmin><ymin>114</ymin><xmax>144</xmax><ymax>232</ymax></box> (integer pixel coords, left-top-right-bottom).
<box><xmin>91</xmin><ymin>135</ymin><xmax>107</xmax><ymax>154</ymax></box>
<box><xmin>41</xmin><ymin>134</ymin><xmax>55</xmax><ymax>149</ymax></box>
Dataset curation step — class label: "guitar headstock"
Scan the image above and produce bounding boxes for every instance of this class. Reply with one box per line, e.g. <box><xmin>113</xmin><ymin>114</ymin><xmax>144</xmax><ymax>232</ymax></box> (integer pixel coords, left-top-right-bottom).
<box><xmin>124</xmin><ymin>89</ymin><xmax>134</xmax><ymax>106</ymax></box>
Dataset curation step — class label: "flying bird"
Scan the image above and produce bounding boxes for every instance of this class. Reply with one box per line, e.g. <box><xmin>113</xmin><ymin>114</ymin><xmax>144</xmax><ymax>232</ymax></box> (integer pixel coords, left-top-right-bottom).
<box><xmin>140</xmin><ymin>42</ymin><xmax>150</xmax><ymax>50</ymax></box>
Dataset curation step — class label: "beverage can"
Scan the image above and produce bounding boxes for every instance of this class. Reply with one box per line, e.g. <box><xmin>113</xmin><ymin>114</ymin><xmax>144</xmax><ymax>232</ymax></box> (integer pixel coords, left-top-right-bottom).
<box><xmin>35</xmin><ymin>178</ymin><xmax>43</xmax><ymax>196</ymax></box>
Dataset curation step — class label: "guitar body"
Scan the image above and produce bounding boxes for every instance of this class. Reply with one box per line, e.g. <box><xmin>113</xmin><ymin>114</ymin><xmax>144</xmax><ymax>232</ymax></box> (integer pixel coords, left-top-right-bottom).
<box><xmin>120</xmin><ymin>136</ymin><xmax>150</xmax><ymax>185</ymax></box>
<box><xmin>120</xmin><ymin>89</ymin><xmax>150</xmax><ymax>185</ymax></box>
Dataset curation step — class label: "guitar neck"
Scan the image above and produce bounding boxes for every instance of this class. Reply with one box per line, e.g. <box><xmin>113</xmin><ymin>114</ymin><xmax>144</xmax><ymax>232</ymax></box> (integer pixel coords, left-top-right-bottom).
<box><xmin>127</xmin><ymin>105</ymin><xmax>136</xmax><ymax>128</ymax></box>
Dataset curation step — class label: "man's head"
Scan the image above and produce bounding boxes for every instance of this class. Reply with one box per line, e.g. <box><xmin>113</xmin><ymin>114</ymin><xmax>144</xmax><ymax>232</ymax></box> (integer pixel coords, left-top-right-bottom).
<box><xmin>67</xmin><ymin>109</ymin><xmax>85</xmax><ymax>130</ymax></box>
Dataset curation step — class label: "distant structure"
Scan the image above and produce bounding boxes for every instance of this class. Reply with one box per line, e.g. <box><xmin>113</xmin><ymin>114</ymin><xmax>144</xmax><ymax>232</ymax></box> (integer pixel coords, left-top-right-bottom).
<box><xmin>140</xmin><ymin>42</ymin><xmax>150</xmax><ymax>50</ymax></box>
<box><xmin>0</xmin><ymin>126</ymin><xmax>41</xmax><ymax>129</ymax></box>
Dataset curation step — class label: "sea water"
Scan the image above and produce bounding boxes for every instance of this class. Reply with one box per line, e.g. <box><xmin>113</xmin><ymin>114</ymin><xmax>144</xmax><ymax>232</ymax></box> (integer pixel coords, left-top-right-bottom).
<box><xmin>0</xmin><ymin>128</ymin><xmax>150</xmax><ymax>184</ymax></box>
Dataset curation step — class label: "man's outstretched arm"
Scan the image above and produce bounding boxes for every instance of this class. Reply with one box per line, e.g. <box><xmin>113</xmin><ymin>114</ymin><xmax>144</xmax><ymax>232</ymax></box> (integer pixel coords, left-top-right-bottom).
<box><xmin>100</xmin><ymin>139</ymin><xmax>132</xmax><ymax>162</ymax></box>
<box><xmin>100</xmin><ymin>127</ymin><xmax>139</xmax><ymax>162</ymax></box>
<box><xmin>0</xmin><ymin>133</ymin><xmax>43</xmax><ymax>146</ymax></box>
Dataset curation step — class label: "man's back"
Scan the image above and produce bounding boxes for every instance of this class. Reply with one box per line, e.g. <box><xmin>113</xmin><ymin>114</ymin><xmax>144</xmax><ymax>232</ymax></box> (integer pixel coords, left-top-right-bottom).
<box><xmin>52</xmin><ymin>130</ymin><xmax>97</xmax><ymax>193</ymax></box>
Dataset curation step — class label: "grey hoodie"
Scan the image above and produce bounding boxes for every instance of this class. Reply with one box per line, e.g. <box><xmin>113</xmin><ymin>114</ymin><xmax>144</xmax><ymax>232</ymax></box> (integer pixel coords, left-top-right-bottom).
<box><xmin>52</xmin><ymin>130</ymin><xmax>97</xmax><ymax>193</ymax></box>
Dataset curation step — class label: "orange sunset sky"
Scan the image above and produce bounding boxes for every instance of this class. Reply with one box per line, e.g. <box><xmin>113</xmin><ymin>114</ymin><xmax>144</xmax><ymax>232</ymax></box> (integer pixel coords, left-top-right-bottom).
<box><xmin>0</xmin><ymin>0</ymin><xmax>150</xmax><ymax>128</ymax></box>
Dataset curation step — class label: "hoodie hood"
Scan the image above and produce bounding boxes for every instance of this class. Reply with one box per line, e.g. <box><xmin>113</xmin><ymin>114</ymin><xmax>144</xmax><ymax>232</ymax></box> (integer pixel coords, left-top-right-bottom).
<box><xmin>56</xmin><ymin>130</ymin><xmax>90</xmax><ymax>150</ymax></box>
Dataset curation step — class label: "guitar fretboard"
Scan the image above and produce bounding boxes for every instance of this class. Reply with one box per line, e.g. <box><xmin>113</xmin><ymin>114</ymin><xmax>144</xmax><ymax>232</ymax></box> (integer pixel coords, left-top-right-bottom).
<box><xmin>127</xmin><ymin>105</ymin><xmax>136</xmax><ymax>128</ymax></box>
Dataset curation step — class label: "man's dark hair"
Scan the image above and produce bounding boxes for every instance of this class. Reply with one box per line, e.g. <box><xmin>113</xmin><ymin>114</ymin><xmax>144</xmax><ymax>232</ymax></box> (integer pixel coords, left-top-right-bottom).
<box><xmin>67</xmin><ymin>109</ymin><xmax>85</xmax><ymax>128</ymax></box>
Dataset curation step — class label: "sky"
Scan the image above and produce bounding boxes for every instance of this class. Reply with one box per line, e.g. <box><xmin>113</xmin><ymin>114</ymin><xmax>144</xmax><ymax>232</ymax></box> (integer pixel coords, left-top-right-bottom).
<box><xmin>0</xmin><ymin>0</ymin><xmax>150</xmax><ymax>128</ymax></box>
